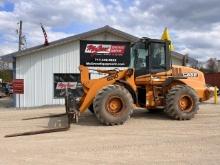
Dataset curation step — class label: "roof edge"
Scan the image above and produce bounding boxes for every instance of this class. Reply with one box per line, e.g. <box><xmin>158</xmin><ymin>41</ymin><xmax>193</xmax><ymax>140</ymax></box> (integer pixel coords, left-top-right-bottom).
<box><xmin>2</xmin><ymin>25</ymin><xmax>139</xmax><ymax>58</ymax></box>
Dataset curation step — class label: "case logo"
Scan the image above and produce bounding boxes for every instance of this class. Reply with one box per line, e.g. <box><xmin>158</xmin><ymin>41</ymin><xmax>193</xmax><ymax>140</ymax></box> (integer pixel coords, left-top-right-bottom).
<box><xmin>182</xmin><ymin>72</ymin><xmax>198</xmax><ymax>77</ymax></box>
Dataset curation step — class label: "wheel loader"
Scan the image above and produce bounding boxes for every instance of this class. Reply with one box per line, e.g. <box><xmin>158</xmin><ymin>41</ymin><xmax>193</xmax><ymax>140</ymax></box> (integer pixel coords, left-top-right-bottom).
<box><xmin>65</xmin><ymin>37</ymin><xmax>213</xmax><ymax>125</ymax></box>
<box><xmin>5</xmin><ymin>37</ymin><xmax>213</xmax><ymax>137</ymax></box>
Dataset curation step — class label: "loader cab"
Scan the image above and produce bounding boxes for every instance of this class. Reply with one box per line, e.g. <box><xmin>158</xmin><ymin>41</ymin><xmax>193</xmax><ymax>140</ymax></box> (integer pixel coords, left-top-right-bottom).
<box><xmin>130</xmin><ymin>38</ymin><xmax>171</xmax><ymax>77</ymax></box>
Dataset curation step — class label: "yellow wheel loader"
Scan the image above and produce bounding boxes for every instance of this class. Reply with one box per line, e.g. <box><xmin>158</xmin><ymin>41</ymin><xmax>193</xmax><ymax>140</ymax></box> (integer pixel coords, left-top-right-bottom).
<box><xmin>5</xmin><ymin>37</ymin><xmax>213</xmax><ymax>137</ymax></box>
<box><xmin>66</xmin><ymin>37</ymin><xmax>212</xmax><ymax>125</ymax></box>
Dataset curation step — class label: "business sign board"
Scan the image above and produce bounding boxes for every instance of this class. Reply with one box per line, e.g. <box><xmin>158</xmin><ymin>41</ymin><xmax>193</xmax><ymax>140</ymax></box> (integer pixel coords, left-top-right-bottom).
<box><xmin>54</xmin><ymin>74</ymin><xmax>80</xmax><ymax>98</ymax></box>
<box><xmin>13</xmin><ymin>79</ymin><xmax>24</xmax><ymax>94</ymax></box>
<box><xmin>56</xmin><ymin>82</ymin><xmax>77</xmax><ymax>90</ymax></box>
<box><xmin>80</xmin><ymin>40</ymin><xmax>130</xmax><ymax>67</ymax></box>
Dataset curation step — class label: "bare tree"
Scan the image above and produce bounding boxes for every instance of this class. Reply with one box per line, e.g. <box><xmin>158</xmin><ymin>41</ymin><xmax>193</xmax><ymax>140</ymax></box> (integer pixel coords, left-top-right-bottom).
<box><xmin>206</xmin><ymin>58</ymin><xmax>218</xmax><ymax>73</ymax></box>
<box><xmin>0</xmin><ymin>59</ymin><xmax>12</xmax><ymax>82</ymax></box>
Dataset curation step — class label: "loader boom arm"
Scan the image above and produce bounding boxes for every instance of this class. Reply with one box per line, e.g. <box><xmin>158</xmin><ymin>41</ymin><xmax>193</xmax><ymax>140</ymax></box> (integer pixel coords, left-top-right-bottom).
<box><xmin>78</xmin><ymin>65</ymin><xmax>136</xmax><ymax>112</ymax></box>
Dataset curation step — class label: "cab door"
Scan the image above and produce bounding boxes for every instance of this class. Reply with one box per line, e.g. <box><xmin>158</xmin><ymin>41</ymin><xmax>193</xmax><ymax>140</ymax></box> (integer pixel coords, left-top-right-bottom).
<box><xmin>131</xmin><ymin>42</ymin><xmax>149</xmax><ymax>77</ymax></box>
<box><xmin>149</xmin><ymin>41</ymin><xmax>170</xmax><ymax>73</ymax></box>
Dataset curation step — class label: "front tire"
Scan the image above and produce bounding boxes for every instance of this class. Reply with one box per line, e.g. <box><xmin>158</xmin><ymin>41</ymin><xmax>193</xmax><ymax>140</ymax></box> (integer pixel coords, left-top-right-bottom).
<box><xmin>93</xmin><ymin>85</ymin><xmax>133</xmax><ymax>125</ymax></box>
<box><xmin>164</xmin><ymin>85</ymin><xmax>199</xmax><ymax>120</ymax></box>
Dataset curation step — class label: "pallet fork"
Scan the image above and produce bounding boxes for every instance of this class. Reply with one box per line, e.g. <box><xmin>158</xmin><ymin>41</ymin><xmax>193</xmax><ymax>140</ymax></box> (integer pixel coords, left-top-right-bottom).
<box><xmin>5</xmin><ymin>88</ymin><xmax>80</xmax><ymax>138</ymax></box>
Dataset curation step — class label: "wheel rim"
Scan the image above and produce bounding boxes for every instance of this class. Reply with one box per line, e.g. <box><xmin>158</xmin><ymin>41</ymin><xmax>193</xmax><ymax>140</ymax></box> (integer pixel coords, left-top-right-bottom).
<box><xmin>106</xmin><ymin>97</ymin><xmax>123</xmax><ymax>116</ymax></box>
<box><xmin>178</xmin><ymin>95</ymin><xmax>193</xmax><ymax>112</ymax></box>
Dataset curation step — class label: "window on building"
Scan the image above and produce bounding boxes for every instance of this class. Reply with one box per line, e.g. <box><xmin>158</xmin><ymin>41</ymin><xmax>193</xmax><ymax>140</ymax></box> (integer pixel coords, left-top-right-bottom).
<box><xmin>53</xmin><ymin>73</ymin><xmax>80</xmax><ymax>98</ymax></box>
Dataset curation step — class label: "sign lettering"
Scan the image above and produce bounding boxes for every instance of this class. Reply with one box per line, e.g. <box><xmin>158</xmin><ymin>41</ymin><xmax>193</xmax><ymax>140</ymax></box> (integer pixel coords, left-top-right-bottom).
<box><xmin>13</xmin><ymin>79</ymin><xmax>24</xmax><ymax>94</ymax></box>
<box><xmin>182</xmin><ymin>72</ymin><xmax>198</xmax><ymax>77</ymax></box>
<box><xmin>56</xmin><ymin>82</ymin><xmax>77</xmax><ymax>90</ymax></box>
<box><xmin>80</xmin><ymin>40</ymin><xmax>130</xmax><ymax>67</ymax></box>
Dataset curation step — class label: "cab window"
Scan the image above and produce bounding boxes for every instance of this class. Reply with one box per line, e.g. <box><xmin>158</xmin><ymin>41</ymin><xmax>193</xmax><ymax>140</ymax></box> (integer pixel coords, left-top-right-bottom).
<box><xmin>130</xmin><ymin>43</ymin><xmax>148</xmax><ymax>70</ymax></box>
<box><xmin>151</xmin><ymin>43</ymin><xmax>166</xmax><ymax>70</ymax></box>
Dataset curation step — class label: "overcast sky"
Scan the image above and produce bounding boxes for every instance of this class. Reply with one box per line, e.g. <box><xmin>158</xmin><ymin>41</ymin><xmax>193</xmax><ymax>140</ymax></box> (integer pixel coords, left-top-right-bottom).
<box><xmin>0</xmin><ymin>0</ymin><xmax>220</xmax><ymax>61</ymax></box>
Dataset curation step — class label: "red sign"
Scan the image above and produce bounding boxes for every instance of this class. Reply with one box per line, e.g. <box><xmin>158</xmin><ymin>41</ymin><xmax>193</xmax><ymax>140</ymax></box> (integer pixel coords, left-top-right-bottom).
<box><xmin>13</xmin><ymin>79</ymin><xmax>24</xmax><ymax>94</ymax></box>
<box><xmin>56</xmin><ymin>82</ymin><xmax>77</xmax><ymax>90</ymax></box>
<box><xmin>80</xmin><ymin>41</ymin><xmax>130</xmax><ymax>67</ymax></box>
<box><xmin>85</xmin><ymin>44</ymin><xmax>125</xmax><ymax>55</ymax></box>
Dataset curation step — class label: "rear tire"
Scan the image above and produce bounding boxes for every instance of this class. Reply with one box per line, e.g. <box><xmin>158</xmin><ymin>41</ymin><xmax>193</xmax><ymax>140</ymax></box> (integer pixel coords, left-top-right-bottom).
<box><xmin>164</xmin><ymin>85</ymin><xmax>199</xmax><ymax>120</ymax></box>
<box><xmin>93</xmin><ymin>85</ymin><xmax>133</xmax><ymax>125</ymax></box>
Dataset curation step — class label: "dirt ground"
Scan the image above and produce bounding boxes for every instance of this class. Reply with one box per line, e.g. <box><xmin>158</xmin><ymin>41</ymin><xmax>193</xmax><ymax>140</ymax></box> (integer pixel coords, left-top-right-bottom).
<box><xmin>0</xmin><ymin>97</ymin><xmax>220</xmax><ymax>165</ymax></box>
<box><xmin>0</xmin><ymin>96</ymin><xmax>13</xmax><ymax>108</ymax></box>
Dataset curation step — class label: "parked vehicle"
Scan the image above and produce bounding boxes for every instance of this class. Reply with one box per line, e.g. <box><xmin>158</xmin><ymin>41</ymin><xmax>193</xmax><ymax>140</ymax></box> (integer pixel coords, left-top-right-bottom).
<box><xmin>0</xmin><ymin>83</ymin><xmax>6</xmax><ymax>98</ymax></box>
<box><xmin>8</xmin><ymin>83</ymin><xmax>13</xmax><ymax>95</ymax></box>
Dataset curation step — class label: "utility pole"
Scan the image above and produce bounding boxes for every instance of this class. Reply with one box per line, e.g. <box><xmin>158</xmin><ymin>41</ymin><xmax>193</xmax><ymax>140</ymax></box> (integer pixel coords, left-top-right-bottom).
<box><xmin>18</xmin><ymin>20</ymin><xmax>22</xmax><ymax>51</ymax></box>
<box><xmin>17</xmin><ymin>20</ymin><xmax>23</xmax><ymax>109</ymax></box>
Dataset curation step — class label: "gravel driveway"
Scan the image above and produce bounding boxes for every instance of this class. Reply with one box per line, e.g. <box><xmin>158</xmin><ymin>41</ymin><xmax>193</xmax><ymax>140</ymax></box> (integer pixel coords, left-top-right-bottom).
<box><xmin>0</xmin><ymin>98</ymin><xmax>220</xmax><ymax>165</ymax></box>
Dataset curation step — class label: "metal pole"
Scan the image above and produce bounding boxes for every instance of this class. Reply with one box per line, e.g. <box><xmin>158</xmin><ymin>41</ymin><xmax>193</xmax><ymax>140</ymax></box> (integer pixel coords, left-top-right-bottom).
<box><xmin>18</xmin><ymin>20</ymin><xmax>22</xmax><ymax>51</ymax></box>
<box><xmin>214</xmin><ymin>86</ymin><xmax>218</xmax><ymax>104</ymax></box>
<box><xmin>17</xmin><ymin>21</ymin><xmax>22</xmax><ymax>109</ymax></box>
<box><xmin>19</xmin><ymin>94</ymin><xmax>20</xmax><ymax>109</ymax></box>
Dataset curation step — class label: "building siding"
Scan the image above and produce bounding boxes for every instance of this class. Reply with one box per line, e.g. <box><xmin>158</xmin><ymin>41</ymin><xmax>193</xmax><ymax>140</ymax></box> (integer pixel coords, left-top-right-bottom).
<box><xmin>84</xmin><ymin>32</ymin><xmax>128</xmax><ymax>42</ymax></box>
<box><xmin>172</xmin><ymin>56</ymin><xmax>182</xmax><ymax>66</ymax></box>
<box><xmin>15</xmin><ymin>32</ymin><xmax>130</xmax><ymax>107</ymax></box>
<box><xmin>16</xmin><ymin>41</ymin><xmax>80</xmax><ymax>107</ymax></box>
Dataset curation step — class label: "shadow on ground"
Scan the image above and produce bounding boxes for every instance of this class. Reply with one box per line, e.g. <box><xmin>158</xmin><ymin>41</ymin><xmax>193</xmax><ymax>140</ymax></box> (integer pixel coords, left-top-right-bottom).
<box><xmin>41</xmin><ymin>108</ymin><xmax>169</xmax><ymax>129</ymax></box>
<box><xmin>4</xmin><ymin>109</ymin><xmax>170</xmax><ymax>137</ymax></box>
<box><xmin>132</xmin><ymin>109</ymin><xmax>169</xmax><ymax>120</ymax></box>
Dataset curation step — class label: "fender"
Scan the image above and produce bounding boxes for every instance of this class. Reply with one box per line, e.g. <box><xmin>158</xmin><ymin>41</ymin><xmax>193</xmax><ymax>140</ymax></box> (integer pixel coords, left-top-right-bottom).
<box><xmin>116</xmin><ymin>80</ymin><xmax>138</xmax><ymax>104</ymax></box>
<box><xmin>162</xmin><ymin>76</ymin><xmax>187</xmax><ymax>87</ymax></box>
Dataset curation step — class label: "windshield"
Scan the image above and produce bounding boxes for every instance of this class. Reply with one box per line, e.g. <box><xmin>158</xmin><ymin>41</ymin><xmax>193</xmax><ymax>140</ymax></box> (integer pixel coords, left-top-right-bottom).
<box><xmin>130</xmin><ymin>42</ymin><xmax>148</xmax><ymax>70</ymax></box>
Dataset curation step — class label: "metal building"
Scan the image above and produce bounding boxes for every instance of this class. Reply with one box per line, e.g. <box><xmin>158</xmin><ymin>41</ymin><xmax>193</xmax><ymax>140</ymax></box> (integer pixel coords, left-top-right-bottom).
<box><xmin>3</xmin><ymin>26</ymin><xmax>138</xmax><ymax>107</ymax></box>
<box><xmin>2</xmin><ymin>25</ymin><xmax>191</xmax><ymax>108</ymax></box>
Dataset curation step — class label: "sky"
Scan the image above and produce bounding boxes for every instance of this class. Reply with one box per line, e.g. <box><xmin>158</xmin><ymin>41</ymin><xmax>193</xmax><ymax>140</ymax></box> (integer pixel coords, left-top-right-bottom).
<box><xmin>0</xmin><ymin>0</ymin><xmax>220</xmax><ymax>61</ymax></box>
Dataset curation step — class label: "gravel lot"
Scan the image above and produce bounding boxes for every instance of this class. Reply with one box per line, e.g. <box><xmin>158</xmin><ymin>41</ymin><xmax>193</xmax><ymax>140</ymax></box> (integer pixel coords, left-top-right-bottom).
<box><xmin>0</xmin><ymin>97</ymin><xmax>220</xmax><ymax>165</ymax></box>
